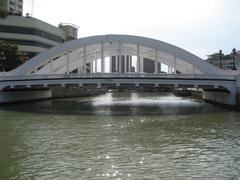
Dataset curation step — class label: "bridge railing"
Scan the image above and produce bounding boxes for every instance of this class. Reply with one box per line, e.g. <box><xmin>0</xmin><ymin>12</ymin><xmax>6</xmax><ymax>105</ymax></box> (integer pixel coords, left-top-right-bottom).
<box><xmin>0</xmin><ymin>73</ymin><xmax>236</xmax><ymax>81</ymax></box>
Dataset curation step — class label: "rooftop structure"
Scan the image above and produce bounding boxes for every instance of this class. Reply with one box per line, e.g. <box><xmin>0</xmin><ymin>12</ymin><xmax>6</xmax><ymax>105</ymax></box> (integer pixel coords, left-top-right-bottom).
<box><xmin>59</xmin><ymin>23</ymin><xmax>79</xmax><ymax>41</ymax></box>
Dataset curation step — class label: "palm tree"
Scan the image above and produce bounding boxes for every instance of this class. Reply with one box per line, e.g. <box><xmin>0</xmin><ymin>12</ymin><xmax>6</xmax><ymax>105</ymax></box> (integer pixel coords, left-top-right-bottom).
<box><xmin>219</xmin><ymin>50</ymin><xmax>223</xmax><ymax>69</ymax></box>
<box><xmin>231</xmin><ymin>48</ymin><xmax>237</xmax><ymax>70</ymax></box>
<box><xmin>0</xmin><ymin>6</ymin><xmax>8</xmax><ymax>19</ymax></box>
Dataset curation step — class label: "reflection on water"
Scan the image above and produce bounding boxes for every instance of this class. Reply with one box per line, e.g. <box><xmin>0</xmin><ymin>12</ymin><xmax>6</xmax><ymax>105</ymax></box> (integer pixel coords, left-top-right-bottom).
<box><xmin>0</xmin><ymin>92</ymin><xmax>240</xmax><ymax>179</ymax></box>
<box><xmin>92</xmin><ymin>92</ymin><xmax>200</xmax><ymax>106</ymax></box>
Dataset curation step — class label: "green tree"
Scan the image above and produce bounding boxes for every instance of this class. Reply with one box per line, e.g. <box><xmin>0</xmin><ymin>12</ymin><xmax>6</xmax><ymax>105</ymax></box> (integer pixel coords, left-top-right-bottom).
<box><xmin>231</xmin><ymin>48</ymin><xmax>237</xmax><ymax>70</ymax></box>
<box><xmin>207</xmin><ymin>53</ymin><xmax>219</xmax><ymax>60</ymax></box>
<box><xmin>0</xmin><ymin>5</ymin><xmax>8</xmax><ymax>19</ymax></box>
<box><xmin>218</xmin><ymin>49</ymin><xmax>224</xmax><ymax>69</ymax></box>
<box><xmin>0</xmin><ymin>40</ymin><xmax>23</xmax><ymax>71</ymax></box>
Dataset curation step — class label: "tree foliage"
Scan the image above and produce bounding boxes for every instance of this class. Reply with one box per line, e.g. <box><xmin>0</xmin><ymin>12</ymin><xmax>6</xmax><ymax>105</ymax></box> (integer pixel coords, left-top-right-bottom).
<box><xmin>207</xmin><ymin>53</ymin><xmax>219</xmax><ymax>60</ymax></box>
<box><xmin>0</xmin><ymin>6</ymin><xmax>8</xmax><ymax>19</ymax></box>
<box><xmin>207</xmin><ymin>51</ymin><xmax>234</xmax><ymax>60</ymax></box>
<box><xmin>0</xmin><ymin>40</ymin><xmax>23</xmax><ymax>71</ymax></box>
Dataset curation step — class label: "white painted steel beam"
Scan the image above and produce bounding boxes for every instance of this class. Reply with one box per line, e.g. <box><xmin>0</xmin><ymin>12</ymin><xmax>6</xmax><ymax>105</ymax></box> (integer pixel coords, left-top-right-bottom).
<box><xmin>7</xmin><ymin>35</ymin><xmax>228</xmax><ymax>76</ymax></box>
<box><xmin>101</xmin><ymin>42</ymin><xmax>105</xmax><ymax>73</ymax></box>
<box><xmin>155</xmin><ymin>49</ymin><xmax>158</xmax><ymax>74</ymax></box>
<box><xmin>137</xmin><ymin>45</ymin><xmax>140</xmax><ymax>73</ymax></box>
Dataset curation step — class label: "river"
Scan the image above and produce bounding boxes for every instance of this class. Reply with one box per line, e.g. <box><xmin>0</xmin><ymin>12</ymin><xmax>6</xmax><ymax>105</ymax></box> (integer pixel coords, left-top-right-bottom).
<box><xmin>0</xmin><ymin>92</ymin><xmax>240</xmax><ymax>179</ymax></box>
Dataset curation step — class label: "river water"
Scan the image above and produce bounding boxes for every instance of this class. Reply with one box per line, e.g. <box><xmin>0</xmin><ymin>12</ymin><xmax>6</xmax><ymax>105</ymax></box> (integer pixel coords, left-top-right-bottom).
<box><xmin>0</xmin><ymin>92</ymin><xmax>240</xmax><ymax>179</ymax></box>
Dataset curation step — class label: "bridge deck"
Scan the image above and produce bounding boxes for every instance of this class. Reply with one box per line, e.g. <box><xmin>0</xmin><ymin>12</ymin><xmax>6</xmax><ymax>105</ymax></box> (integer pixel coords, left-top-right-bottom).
<box><xmin>0</xmin><ymin>73</ymin><xmax>236</xmax><ymax>92</ymax></box>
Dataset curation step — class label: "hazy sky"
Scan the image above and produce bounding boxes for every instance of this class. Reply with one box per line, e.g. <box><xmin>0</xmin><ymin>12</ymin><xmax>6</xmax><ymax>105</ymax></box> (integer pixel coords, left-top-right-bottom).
<box><xmin>23</xmin><ymin>0</ymin><xmax>239</xmax><ymax>59</ymax></box>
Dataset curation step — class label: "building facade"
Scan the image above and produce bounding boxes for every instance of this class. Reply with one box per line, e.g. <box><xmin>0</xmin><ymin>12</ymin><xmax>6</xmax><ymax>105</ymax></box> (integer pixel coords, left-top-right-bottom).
<box><xmin>0</xmin><ymin>15</ymin><xmax>65</xmax><ymax>59</ymax></box>
<box><xmin>0</xmin><ymin>0</ymin><xmax>23</xmax><ymax>15</ymax></box>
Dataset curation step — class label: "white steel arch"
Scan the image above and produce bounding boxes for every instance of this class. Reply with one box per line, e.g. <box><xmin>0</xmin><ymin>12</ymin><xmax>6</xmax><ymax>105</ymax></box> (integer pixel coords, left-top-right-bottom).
<box><xmin>7</xmin><ymin>34</ymin><xmax>225</xmax><ymax>75</ymax></box>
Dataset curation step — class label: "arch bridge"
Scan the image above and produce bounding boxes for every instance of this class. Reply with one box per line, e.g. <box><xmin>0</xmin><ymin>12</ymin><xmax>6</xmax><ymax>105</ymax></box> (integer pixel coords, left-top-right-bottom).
<box><xmin>1</xmin><ymin>35</ymin><xmax>239</xmax><ymax>105</ymax></box>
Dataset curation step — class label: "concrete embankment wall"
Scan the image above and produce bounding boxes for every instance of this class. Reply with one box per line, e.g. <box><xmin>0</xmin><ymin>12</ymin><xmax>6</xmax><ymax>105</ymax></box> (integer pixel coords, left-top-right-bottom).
<box><xmin>51</xmin><ymin>87</ymin><xmax>106</xmax><ymax>98</ymax></box>
<box><xmin>0</xmin><ymin>89</ymin><xmax>52</xmax><ymax>103</ymax></box>
<box><xmin>0</xmin><ymin>87</ymin><xmax>107</xmax><ymax>103</ymax></box>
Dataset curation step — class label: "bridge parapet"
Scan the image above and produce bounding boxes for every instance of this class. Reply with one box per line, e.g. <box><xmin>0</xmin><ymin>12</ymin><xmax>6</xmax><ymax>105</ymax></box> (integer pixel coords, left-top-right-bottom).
<box><xmin>0</xmin><ymin>73</ymin><xmax>236</xmax><ymax>81</ymax></box>
<box><xmin>0</xmin><ymin>73</ymin><xmax>239</xmax><ymax>105</ymax></box>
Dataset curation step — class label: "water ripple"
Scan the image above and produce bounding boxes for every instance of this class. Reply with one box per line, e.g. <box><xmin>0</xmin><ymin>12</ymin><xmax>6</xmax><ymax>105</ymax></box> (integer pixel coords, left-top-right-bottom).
<box><xmin>0</xmin><ymin>92</ymin><xmax>239</xmax><ymax>179</ymax></box>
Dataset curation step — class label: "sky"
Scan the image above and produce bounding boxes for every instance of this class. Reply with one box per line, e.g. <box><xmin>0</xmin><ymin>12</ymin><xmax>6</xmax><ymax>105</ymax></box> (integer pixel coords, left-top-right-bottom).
<box><xmin>23</xmin><ymin>0</ymin><xmax>239</xmax><ymax>59</ymax></box>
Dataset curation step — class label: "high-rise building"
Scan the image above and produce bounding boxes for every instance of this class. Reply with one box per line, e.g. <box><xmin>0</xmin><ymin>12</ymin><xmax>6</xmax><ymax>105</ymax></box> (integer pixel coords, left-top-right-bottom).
<box><xmin>0</xmin><ymin>0</ymin><xmax>23</xmax><ymax>15</ymax></box>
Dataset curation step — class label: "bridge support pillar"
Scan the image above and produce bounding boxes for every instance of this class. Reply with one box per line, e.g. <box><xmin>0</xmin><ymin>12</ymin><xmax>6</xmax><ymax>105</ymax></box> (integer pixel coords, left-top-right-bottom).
<box><xmin>66</xmin><ymin>53</ymin><xmax>70</xmax><ymax>74</ymax></box>
<box><xmin>158</xmin><ymin>62</ymin><xmax>162</xmax><ymax>73</ymax></box>
<box><xmin>137</xmin><ymin>45</ymin><xmax>140</xmax><ymax>73</ymax></box>
<box><xmin>124</xmin><ymin>56</ymin><xmax>127</xmax><ymax>73</ymax></box>
<box><xmin>118</xmin><ymin>42</ymin><xmax>122</xmax><ymax>73</ymax></box>
<box><xmin>83</xmin><ymin>46</ymin><xmax>87</xmax><ymax>74</ymax></box>
<box><xmin>90</xmin><ymin>63</ymin><xmax>93</xmax><ymax>73</ymax></box>
<box><xmin>140</xmin><ymin>57</ymin><xmax>144</xmax><ymax>73</ymax></box>
<box><xmin>168</xmin><ymin>66</ymin><xmax>172</xmax><ymax>74</ymax></box>
<box><xmin>174</xmin><ymin>56</ymin><xmax>177</xmax><ymax>74</ymax></box>
<box><xmin>128</xmin><ymin>56</ymin><xmax>132</xmax><ymax>73</ymax></box>
<box><xmin>110</xmin><ymin>58</ymin><xmax>113</xmax><ymax>73</ymax></box>
<box><xmin>155</xmin><ymin>49</ymin><xmax>158</xmax><ymax>74</ymax></box>
<box><xmin>101</xmin><ymin>42</ymin><xmax>105</xmax><ymax>73</ymax></box>
<box><xmin>95</xmin><ymin>60</ymin><xmax>97</xmax><ymax>73</ymax></box>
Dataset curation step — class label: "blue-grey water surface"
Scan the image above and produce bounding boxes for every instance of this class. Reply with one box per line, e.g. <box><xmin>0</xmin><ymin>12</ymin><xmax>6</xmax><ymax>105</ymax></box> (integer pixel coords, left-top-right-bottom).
<box><xmin>0</xmin><ymin>92</ymin><xmax>240</xmax><ymax>179</ymax></box>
